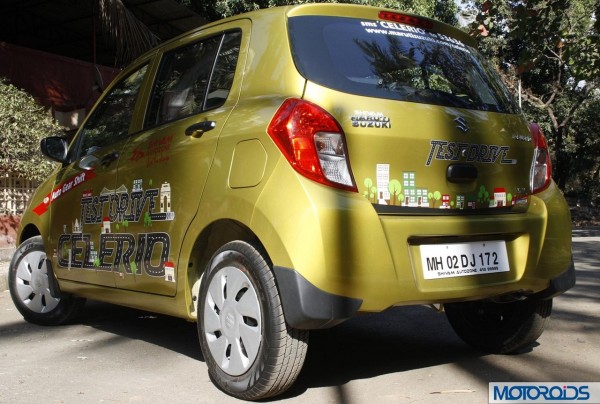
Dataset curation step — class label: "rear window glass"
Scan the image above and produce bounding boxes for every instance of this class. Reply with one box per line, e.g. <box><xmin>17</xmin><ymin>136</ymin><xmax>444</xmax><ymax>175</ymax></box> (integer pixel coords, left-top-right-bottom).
<box><xmin>288</xmin><ymin>16</ymin><xmax>519</xmax><ymax>114</ymax></box>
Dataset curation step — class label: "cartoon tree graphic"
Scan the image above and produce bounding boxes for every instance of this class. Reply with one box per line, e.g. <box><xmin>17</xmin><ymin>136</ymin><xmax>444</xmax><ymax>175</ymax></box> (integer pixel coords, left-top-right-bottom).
<box><xmin>468</xmin><ymin>194</ymin><xmax>476</xmax><ymax>208</ymax></box>
<box><xmin>388</xmin><ymin>179</ymin><xmax>402</xmax><ymax>205</ymax></box>
<box><xmin>144</xmin><ymin>211</ymin><xmax>152</xmax><ymax>227</ymax></box>
<box><xmin>430</xmin><ymin>191</ymin><xmax>442</xmax><ymax>208</ymax></box>
<box><xmin>477</xmin><ymin>185</ymin><xmax>490</xmax><ymax>207</ymax></box>
<box><xmin>370</xmin><ymin>186</ymin><xmax>378</xmax><ymax>203</ymax></box>
<box><xmin>507</xmin><ymin>193</ymin><xmax>513</xmax><ymax>205</ymax></box>
<box><xmin>364</xmin><ymin>178</ymin><xmax>374</xmax><ymax>200</ymax></box>
<box><xmin>398</xmin><ymin>194</ymin><xmax>405</xmax><ymax>206</ymax></box>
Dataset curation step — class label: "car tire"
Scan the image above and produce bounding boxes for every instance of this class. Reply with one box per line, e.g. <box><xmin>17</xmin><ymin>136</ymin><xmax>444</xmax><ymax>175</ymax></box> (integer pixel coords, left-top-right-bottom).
<box><xmin>444</xmin><ymin>298</ymin><xmax>552</xmax><ymax>354</ymax></box>
<box><xmin>9</xmin><ymin>236</ymin><xmax>85</xmax><ymax>325</ymax></box>
<box><xmin>198</xmin><ymin>241</ymin><xmax>308</xmax><ymax>400</ymax></box>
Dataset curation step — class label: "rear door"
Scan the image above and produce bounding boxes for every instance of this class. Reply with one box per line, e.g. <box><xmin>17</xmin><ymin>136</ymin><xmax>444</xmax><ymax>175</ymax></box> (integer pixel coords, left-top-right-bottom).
<box><xmin>289</xmin><ymin>13</ymin><xmax>533</xmax><ymax>212</ymax></box>
<box><xmin>112</xmin><ymin>24</ymin><xmax>247</xmax><ymax>295</ymax></box>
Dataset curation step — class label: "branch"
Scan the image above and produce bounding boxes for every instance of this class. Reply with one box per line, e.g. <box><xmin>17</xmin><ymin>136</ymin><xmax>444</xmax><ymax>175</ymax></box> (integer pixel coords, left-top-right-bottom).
<box><xmin>98</xmin><ymin>0</ymin><xmax>160</xmax><ymax>67</ymax></box>
<box><xmin>559</xmin><ymin>83</ymin><xmax>597</xmax><ymax>129</ymax></box>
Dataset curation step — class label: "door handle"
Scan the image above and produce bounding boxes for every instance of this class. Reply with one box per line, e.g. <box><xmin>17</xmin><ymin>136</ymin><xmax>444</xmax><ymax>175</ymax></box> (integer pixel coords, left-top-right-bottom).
<box><xmin>185</xmin><ymin>121</ymin><xmax>216</xmax><ymax>138</ymax></box>
<box><xmin>100</xmin><ymin>151</ymin><xmax>120</xmax><ymax>167</ymax></box>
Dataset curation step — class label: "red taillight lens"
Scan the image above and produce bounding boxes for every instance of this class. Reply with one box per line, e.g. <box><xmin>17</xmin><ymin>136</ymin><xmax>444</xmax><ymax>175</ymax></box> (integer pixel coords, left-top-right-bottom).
<box><xmin>529</xmin><ymin>123</ymin><xmax>552</xmax><ymax>193</ymax></box>
<box><xmin>267</xmin><ymin>99</ymin><xmax>357</xmax><ymax>192</ymax></box>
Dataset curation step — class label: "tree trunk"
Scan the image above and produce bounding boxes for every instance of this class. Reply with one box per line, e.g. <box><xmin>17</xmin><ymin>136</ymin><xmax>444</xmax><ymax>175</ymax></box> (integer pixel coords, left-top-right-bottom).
<box><xmin>552</xmin><ymin>126</ymin><xmax>569</xmax><ymax>190</ymax></box>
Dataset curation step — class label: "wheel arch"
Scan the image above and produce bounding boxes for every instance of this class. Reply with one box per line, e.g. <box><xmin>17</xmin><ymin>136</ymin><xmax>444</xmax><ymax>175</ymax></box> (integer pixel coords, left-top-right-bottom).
<box><xmin>19</xmin><ymin>223</ymin><xmax>41</xmax><ymax>244</ymax></box>
<box><xmin>185</xmin><ymin>218</ymin><xmax>271</xmax><ymax>318</ymax></box>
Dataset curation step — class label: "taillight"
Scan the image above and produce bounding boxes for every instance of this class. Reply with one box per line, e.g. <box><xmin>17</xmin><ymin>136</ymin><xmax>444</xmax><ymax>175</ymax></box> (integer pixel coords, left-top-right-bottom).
<box><xmin>529</xmin><ymin>123</ymin><xmax>552</xmax><ymax>193</ymax></box>
<box><xmin>267</xmin><ymin>99</ymin><xmax>357</xmax><ymax>192</ymax></box>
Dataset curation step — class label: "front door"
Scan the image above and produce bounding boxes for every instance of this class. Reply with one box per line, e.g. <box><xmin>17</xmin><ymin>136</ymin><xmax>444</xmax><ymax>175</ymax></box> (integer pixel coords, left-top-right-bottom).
<box><xmin>47</xmin><ymin>64</ymin><xmax>149</xmax><ymax>287</ymax></box>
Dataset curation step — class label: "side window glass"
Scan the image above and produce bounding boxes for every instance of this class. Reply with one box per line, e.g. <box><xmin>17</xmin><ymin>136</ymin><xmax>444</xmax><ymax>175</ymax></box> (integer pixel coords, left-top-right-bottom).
<box><xmin>77</xmin><ymin>65</ymin><xmax>148</xmax><ymax>157</ymax></box>
<box><xmin>206</xmin><ymin>31</ymin><xmax>242</xmax><ymax>109</ymax></box>
<box><xmin>145</xmin><ymin>30</ymin><xmax>242</xmax><ymax>128</ymax></box>
<box><xmin>145</xmin><ymin>36</ymin><xmax>221</xmax><ymax>127</ymax></box>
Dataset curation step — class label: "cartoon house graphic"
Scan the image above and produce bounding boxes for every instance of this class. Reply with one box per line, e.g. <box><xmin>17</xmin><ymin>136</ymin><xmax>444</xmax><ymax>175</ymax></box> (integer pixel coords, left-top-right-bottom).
<box><xmin>492</xmin><ymin>187</ymin><xmax>507</xmax><ymax>207</ymax></box>
<box><xmin>402</xmin><ymin>172</ymin><xmax>429</xmax><ymax>207</ymax></box>
<box><xmin>415</xmin><ymin>188</ymin><xmax>429</xmax><ymax>207</ymax></box>
<box><xmin>89</xmin><ymin>249</ymin><xmax>98</xmax><ymax>265</ymax></box>
<box><xmin>456</xmin><ymin>195</ymin><xmax>465</xmax><ymax>209</ymax></box>
<box><xmin>164</xmin><ymin>261</ymin><xmax>175</xmax><ymax>282</ymax></box>
<box><xmin>72</xmin><ymin>218</ymin><xmax>82</xmax><ymax>233</ymax></box>
<box><xmin>160</xmin><ymin>182</ymin><xmax>172</xmax><ymax>213</ymax></box>
<box><xmin>441</xmin><ymin>194</ymin><xmax>451</xmax><ymax>209</ymax></box>
<box><xmin>102</xmin><ymin>217</ymin><xmax>111</xmax><ymax>234</ymax></box>
<box><xmin>132</xmin><ymin>179</ymin><xmax>143</xmax><ymax>192</ymax></box>
<box><xmin>376</xmin><ymin>164</ymin><xmax>390</xmax><ymax>202</ymax></box>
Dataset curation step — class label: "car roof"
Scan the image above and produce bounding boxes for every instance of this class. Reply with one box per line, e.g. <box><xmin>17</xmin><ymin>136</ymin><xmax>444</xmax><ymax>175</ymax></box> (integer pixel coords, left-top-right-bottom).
<box><xmin>130</xmin><ymin>4</ymin><xmax>476</xmax><ymax>65</ymax></box>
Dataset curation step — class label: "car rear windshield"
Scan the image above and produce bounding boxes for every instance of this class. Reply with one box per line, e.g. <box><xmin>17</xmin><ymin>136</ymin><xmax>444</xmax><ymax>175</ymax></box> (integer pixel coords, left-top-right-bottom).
<box><xmin>288</xmin><ymin>15</ymin><xmax>519</xmax><ymax>114</ymax></box>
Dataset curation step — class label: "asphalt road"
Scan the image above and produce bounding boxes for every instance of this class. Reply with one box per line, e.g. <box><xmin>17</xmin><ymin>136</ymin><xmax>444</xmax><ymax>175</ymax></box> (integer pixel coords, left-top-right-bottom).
<box><xmin>0</xmin><ymin>238</ymin><xmax>598</xmax><ymax>404</ymax></box>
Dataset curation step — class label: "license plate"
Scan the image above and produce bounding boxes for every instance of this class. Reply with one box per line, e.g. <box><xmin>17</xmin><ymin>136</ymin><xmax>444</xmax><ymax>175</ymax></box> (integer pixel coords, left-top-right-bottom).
<box><xmin>420</xmin><ymin>241</ymin><xmax>510</xmax><ymax>280</ymax></box>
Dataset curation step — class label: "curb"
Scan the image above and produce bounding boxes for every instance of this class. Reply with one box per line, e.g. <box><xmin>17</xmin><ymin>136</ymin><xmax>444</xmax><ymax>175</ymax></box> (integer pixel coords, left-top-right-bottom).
<box><xmin>1</xmin><ymin>247</ymin><xmax>14</xmax><ymax>293</ymax></box>
<box><xmin>572</xmin><ymin>226</ymin><xmax>600</xmax><ymax>238</ymax></box>
<box><xmin>0</xmin><ymin>261</ymin><xmax>8</xmax><ymax>293</ymax></box>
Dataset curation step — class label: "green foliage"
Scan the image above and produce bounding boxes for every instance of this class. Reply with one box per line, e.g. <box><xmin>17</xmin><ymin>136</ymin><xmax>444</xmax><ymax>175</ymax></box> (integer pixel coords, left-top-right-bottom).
<box><xmin>0</xmin><ymin>78</ymin><xmax>62</xmax><ymax>182</ymax></box>
<box><xmin>180</xmin><ymin>0</ymin><xmax>457</xmax><ymax>24</ymax></box>
<box><xmin>468</xmin><ymin>0</ymin><xmax>599</xmax><ymax>195</ymax></box>
<box><xmin>568</xmin><ymin>94</ymin><xmax>600</xmax><ymax>202</ymax></box>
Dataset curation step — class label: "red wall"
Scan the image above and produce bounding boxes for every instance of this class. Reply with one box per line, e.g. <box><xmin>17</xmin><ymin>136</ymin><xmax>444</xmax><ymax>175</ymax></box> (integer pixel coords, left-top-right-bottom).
<box><xmin>0</xmin><ymin>41</ymin><xmax>120</xmax><ymax>113</ymax></box>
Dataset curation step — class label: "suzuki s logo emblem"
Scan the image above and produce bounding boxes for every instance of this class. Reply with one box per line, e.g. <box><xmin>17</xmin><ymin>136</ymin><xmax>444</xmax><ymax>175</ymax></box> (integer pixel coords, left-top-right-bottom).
<box><xmin>454</xmin><ymin>116</ymin><xmax>469</xmax><ymax>133</ymax></box>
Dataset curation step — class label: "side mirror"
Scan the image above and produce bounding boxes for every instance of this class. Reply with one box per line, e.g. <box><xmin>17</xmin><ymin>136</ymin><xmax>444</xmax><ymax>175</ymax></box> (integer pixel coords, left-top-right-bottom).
<box><xmin>40</xmin><ymin>136</ymin><xmax>69</xmax><ymax>163</ymax></box>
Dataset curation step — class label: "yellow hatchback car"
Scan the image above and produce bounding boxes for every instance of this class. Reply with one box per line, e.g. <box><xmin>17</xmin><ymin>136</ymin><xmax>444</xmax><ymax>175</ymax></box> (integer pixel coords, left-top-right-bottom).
<box><xmin>10</xmin><ymin>3</ymin><xmax>574</xmax><ymax>400</ymax></box>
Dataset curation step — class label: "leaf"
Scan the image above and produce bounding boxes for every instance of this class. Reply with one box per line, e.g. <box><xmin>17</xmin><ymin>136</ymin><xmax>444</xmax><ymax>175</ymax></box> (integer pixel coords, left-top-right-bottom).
<box><xmin>0</xmin><ymin>78</ymin><xmax>61</xmax><ymax>181</ymax></box>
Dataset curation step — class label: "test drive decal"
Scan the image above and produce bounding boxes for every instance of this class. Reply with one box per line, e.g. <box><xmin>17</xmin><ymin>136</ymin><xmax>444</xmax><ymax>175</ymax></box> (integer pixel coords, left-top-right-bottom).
<box><xmin>57</xmin><ymin>178</ymin><xmax>176</xmax><ymax>281</ymax></box>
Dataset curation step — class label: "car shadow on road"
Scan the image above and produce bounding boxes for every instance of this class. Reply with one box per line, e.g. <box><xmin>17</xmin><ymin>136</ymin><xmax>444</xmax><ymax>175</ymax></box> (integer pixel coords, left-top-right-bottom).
<box><xmin>79</xmin><ymin>300</ymin><xmax>203</xmax><ymax>361</ymax></box>
<box><xmin>279</xmin><ymin>304</ymin><xmax>483</xmax><ymax>399</ymax></box>
<box><xmin>77</xmin><ymin>301</ymin><xmax>486</xmax><ymax>397</ymax></box>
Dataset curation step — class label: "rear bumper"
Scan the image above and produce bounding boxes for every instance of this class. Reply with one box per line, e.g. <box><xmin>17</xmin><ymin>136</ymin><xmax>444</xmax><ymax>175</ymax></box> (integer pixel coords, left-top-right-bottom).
<box><xmin>274</xmin><ymin>256</ymin><xmax>574</xmax><ymax>330</ymax></box>
<box><xmin>535</xmin><ymin>257</ymin><xmax>576</xmax><ymax>300</ymax></box>
<box><xmin>256</xmin><ymin>168</ymin><xmax>573</xmax><ymax>313</ymax></box>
